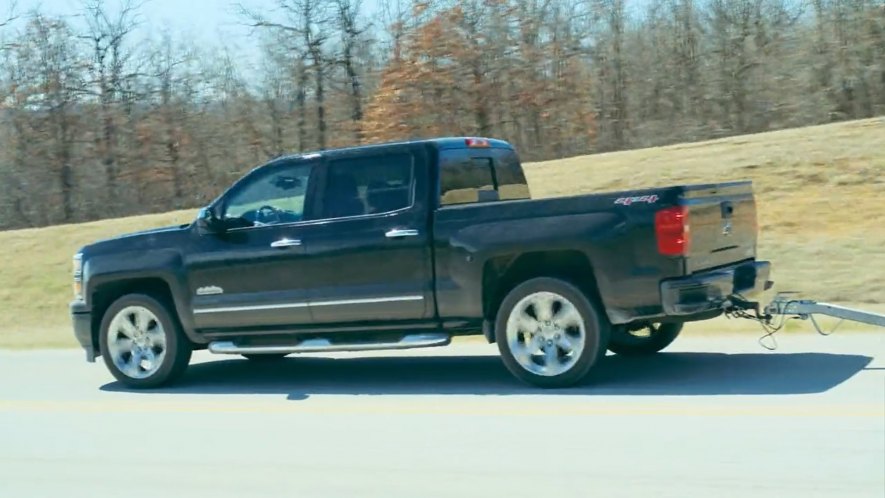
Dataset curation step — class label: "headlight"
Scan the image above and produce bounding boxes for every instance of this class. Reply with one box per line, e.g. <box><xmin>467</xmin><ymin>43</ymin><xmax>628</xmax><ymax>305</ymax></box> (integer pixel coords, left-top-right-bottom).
<box><xmin>73</xmin><ymin>253</ymin><xmax>83</xmax><ymax>300</ymax></box>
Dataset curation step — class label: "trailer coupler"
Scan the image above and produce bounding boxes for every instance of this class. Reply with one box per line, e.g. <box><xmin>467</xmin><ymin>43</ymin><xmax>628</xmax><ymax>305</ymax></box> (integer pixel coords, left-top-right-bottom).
<box><xmin>722</xmin><ymin>292</ymin><xmax>885</xmax><ymax>350</ymax></box>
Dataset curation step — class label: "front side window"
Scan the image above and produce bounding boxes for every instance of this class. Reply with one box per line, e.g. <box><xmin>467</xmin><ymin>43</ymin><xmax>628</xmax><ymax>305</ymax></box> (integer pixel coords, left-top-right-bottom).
<box><xmin>320</xmin><ymin>153</ymin><xmax>414</xmax><ymax>219</ymax></box>
<box><xmin>222</xmin><ymin>161</ymin><xmax>313</xmax><ymax>228</ymax></box>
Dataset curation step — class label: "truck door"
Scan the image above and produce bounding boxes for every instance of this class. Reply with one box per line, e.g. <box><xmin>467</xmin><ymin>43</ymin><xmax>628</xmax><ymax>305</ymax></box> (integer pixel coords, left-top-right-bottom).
<box><xmin>184</xmin><ymin>158</ymin><xmax>319</xmax><ymax>332</ymax></box>
<box><xmin>303</xmin><ymin>145</ymin><xmax>435</xmax><ymax>324</ymax></box>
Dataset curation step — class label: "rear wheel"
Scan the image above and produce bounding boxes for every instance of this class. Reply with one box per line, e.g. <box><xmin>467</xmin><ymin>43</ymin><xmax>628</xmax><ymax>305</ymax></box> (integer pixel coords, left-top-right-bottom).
<box><xmin>99</xmin><ymin>294</ymin><xmax>192</xmax><ymax>389</ymax></box>
<box><xmin>607</xmin><ymin>322</ymin><xmax>683</xmax><ymax>356</ymax></box>
<box><xmin>495</xmin><ymin>277</ymin><xmax>610</xmax><ymax>388</ymax></box>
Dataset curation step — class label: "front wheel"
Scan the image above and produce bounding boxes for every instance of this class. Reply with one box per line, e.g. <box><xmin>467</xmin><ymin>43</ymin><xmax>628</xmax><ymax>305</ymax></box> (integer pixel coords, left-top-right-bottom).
<box><xmin>495</xmin><ymin>277</ymin><xmax>610</xmax><ymax>388</ymax></box>
<box><xmin>607</xmin><ymin>322</ymin><xmax>683</xmax><ymax>356</ymax></box>
<box><xmin>99</xmin><ymin>294</ymin><xmax>192</xmax><ymax>389</ymax></box>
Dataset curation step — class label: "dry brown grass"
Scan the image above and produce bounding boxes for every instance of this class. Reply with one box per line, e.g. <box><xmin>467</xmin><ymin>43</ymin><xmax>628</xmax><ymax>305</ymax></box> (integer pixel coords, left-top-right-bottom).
<box><xmin>525</xmin><ymin>117</ymin><xmax>885</xmax><ymax>305</ymax></box>
<box><xmin>1</xmin><ymin>118</ymin><xmax>883</xmax><ymax>348</ymax></box>
<box><xmin>0</xmin><ymin>210</ymin><xmax>198</xmax><ymax>348</ymax></box>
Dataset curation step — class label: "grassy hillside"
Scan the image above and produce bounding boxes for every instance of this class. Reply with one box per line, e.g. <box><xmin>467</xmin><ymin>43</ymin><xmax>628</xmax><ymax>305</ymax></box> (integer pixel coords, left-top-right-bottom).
<box><xmin>523</xmin><ymin>117</ymin><xmax>884</xmax><ymax>305</ymax></box>
<box><xmin>1</xmin><ymin>118</ymin><xmax>883</xmax><ymax>348</ymax></box>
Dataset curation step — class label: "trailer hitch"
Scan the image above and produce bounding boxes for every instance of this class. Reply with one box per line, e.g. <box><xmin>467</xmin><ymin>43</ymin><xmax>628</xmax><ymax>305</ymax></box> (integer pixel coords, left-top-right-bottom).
<box><xmin>722</xmin><ymin>292</ymin><xmax>885</xmax><ymax>350</ymax></box>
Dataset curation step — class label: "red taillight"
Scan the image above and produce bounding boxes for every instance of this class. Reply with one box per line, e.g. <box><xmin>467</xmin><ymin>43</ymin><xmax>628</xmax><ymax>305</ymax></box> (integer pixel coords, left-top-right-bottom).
<box><xmin>465</xmin><ymin>137</ymin><xmax>490</xmax><ymax>148</ymax></box>
<box><xmin>655</xmin><ymin>206</ymin><xmax>690</xmax><ymax>256</ymax></box>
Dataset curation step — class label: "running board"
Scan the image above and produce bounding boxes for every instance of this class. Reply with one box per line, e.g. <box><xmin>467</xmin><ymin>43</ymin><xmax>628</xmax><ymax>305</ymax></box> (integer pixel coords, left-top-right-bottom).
<box><xmin>208</xmin><ymin>333</ymin><xmax>452</xmax><ymax>355</ymax></box>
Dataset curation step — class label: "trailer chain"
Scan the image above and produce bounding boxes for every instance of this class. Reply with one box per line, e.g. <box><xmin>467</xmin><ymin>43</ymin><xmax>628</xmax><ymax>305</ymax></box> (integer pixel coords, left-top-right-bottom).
<box><xmin>805</xmin><ymin>314</ymin><xmax>846</xmax><ymax>336</ymax></box>
<box><xmin>719</xmin><ymin>292</ymin><xmax>885</xmax><ymax>350</ymax></box>
<box><xmin>723</xmin><ymin>294</ymin><xmax>802</xmax><ymax>351</ymax></box>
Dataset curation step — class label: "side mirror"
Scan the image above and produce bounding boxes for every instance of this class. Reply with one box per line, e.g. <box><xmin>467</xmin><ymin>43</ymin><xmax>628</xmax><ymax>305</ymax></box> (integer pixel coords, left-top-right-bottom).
<box><xmin>195</xmin><ymin>206</ymin><xmax>224</xmax><ymax>235</ymax></box>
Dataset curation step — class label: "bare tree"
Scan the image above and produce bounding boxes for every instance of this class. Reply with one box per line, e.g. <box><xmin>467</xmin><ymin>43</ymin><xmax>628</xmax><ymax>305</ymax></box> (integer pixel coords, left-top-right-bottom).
<box><xmin>0</xmin><ymin>1</ymin><xmax>17</xmax><ymax>30</ymax></box>
<box><xmin>1</xmin><ymin>0</ymin><xmax>885</xmax><ymax>230</ymax></box>
<box><xmin>152</xmin><ymin>32</ymin><xmax>186</xmax><ymax>202</ymax></box>
<box><xmin>593</xmin><ymin>0</ymin><xmax>629</xmax><ymax>149</ymax></box>
<box><xmin>240</xmin><ymin>0</ymin><xmax>332</xmax><ymax>150</ymax></box>
<box><xmin>334</xmin><ymin>0</ymin><xmax>367</xmax><ymax>141</ymax></box>
<box><xmin>80</xmin><ymin>0</ymin><xmax>141</xmax><ymax>204</ymax></box>
<box><xmin>259</xmin><ymin>41</ymin><xmax>291</xmax><ymax>158</ymax></box>
<box><xmin>16</xmin><ymin>15</ymin><xmax>84</xmax><ymax>222</ymax></box>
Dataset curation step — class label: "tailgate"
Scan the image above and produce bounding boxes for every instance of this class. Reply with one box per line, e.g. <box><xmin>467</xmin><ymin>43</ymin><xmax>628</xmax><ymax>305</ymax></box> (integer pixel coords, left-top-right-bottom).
<box><xmin>682</xmin><ymin>181</ymin><xmax>758</xmax><ymax>274</ymax></box>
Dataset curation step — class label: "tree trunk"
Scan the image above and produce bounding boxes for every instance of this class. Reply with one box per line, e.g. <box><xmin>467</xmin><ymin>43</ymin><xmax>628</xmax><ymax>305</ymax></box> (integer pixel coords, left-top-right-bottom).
<box><xmin>343</xmin><ymin>41</ymin><xmax>364</xmax><ymax>141</ymax></box>
<box><xmin>296</xmin><ymin>57</ymin><xmax>308</xmax><ymax>152</ymax></box>
<box><xmin>312</xmin><ymin>47</ymin><xmax>327</xmax><ymax>150</ymax></box>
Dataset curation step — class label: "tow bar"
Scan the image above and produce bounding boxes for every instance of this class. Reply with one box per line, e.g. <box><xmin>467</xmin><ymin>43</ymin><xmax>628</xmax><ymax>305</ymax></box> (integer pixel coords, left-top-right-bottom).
<box><xmin>723</xmin><ymin>293</ymin><xmax>885</xmax><ymax>350</ymax></box>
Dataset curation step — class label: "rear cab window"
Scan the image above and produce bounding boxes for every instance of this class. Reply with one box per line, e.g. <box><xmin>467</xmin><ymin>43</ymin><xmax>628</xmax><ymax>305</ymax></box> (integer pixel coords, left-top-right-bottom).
<box><xmin>438</xmin><ymin>147</ymin><xmax>530</xmax><ymax>206</ymax></box>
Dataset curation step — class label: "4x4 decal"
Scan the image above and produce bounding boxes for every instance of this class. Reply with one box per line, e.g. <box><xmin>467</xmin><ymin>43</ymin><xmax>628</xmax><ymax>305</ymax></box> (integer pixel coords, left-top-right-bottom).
<box><xmin>614</xmin><ymin>194</ymin><xmax>659</xmax><ymax>206</ymax></box>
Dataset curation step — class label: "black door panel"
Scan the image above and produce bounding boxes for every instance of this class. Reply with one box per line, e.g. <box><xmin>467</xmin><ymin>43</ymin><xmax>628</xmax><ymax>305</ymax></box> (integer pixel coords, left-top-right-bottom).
<box><xmin>185</xmin><ymin>158</ymin><xmax>318</xmax><ymax>331</ymax></box>
<box><xmin>186</xmin><ymin>226</ymin><xmax>313</xmax><ymax>330</ymax></box>
<box><xmin>305</xmin><ymin>215</ymin><xmax>431</xmax><ymax>323</ymax></box>
<box><xmin>305</xmin><ymin>145</ymin><xmax>435</xmax><ymax>325</ymax></box>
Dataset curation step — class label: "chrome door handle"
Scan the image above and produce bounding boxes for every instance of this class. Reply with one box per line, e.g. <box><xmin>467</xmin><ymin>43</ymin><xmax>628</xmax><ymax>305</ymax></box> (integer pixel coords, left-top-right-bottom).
<box><xmin>270</xmin><ymin>238</ymin><xmax>302</xmax><ymax>248</ymax></box>
<box><xmin>385</xmin><ymin>228</ymin><xmax>419</xmax><ymax>238</ymax></box>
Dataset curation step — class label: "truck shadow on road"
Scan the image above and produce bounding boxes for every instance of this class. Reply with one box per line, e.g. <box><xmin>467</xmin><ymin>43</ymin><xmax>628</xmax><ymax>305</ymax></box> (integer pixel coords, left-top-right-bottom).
<box><xmin>100</xmin><ymin>351</ymin><xmax>874</xmax><ymax>397</ymax></box>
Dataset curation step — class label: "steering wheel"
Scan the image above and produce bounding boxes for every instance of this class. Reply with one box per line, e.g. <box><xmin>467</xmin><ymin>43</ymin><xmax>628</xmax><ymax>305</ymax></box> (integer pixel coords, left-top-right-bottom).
<box><xmin>255</xmin><ymin>205</ymin><xmax>281</xmax><ymax>225</ymax></box>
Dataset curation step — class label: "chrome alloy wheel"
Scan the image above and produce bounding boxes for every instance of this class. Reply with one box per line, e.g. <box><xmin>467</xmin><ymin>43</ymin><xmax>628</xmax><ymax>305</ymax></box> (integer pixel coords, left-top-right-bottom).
<box><xmin>504</xmin><ymin>291</ymin><xmax>586</xmax><ymax>376</ymax></box>
<box><xmin>106</xmin><ymin>306</ymin><xmax>167</xmax><ymax>379</ymax></box>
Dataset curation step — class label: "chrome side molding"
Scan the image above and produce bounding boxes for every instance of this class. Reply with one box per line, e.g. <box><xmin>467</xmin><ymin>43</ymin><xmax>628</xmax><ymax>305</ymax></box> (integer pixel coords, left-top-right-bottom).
<box><xmin>208</xmin><ymin>332</ymin><xmax>451</xmax><ymax>355</ymax></box>
<box><xmin>270</xmin><ymin>238</ymin><xmax>302</xmax><ymax>248</ymax></box>
<box><xmin>385</xmin><ymin>228</ymin><xmax>420</xmax><ymax>238</ymax></box>
<box><xmin>194</xmin><ymin>295</ymin><xmax>423</xmax><ymax>315</ymax></box>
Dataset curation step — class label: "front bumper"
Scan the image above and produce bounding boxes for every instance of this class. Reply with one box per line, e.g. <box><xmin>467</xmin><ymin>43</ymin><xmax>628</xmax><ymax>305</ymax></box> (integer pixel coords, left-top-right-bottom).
<box><xmin>70</xmin><ymin>300</ymin><xmax>96</xmax><ymax>362</ymax></box>
<box><xmin>661</xmin><ymin>260</ymin><xmax>772</xmax><ymax>316</ymax></box>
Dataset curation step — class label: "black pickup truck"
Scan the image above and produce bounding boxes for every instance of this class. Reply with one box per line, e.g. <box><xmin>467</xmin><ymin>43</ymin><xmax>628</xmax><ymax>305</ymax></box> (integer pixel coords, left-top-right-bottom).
<box><xmin>70</xmin><ymin>137</ymin><xmax>772</xmax><ymax>388</ymax></box>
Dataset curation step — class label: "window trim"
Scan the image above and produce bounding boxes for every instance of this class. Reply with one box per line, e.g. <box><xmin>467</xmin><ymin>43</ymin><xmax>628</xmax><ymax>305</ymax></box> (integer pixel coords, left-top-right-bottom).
<box><xmin>218</xmin><ymin>158</ymin><xmax>322</xmax><ymax>233</ymax></box>
<box><xmin>437</xmin><ymin>148</ymin><xmax>529</xmax><ymax>209</ymax></box>
<box><xmin>311</xmin><ymin>151</ymin><xmax>417</xmax><ymax>223</ymax></box>
<box><xmin>438</xmin><ymin>154</ymin><xmax>498</xmax><ymax>208</ymax></box>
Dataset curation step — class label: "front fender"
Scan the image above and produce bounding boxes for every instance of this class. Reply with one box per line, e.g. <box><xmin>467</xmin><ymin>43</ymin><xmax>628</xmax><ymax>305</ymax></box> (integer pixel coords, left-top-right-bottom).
<box><xmin>83</xmin><ymin>249</ymin><xmax>200</xmax><ymax>342</ymax></box>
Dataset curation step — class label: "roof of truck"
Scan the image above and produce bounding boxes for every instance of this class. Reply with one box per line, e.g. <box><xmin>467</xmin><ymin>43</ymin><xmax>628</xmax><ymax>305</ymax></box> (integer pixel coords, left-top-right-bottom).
<box><xmin>272</xmin><ymin>137</ymin><xmax>515</xmax><ymax>164</ymax></box>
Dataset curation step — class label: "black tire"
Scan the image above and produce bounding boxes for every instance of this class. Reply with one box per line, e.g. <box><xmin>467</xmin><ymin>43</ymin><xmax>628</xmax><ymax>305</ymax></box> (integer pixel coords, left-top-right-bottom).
<box><xmin>99</xmin><ymin>293</ymin><xmax>192</xmax><ymax>389</ymax></box>
<box><xmin>607</xmin><ymin>322</ymin><xmax>683</xmax><ymax>356</ymax></box>
<box><xmin>241</xmin><ymin>353</ymin><xmax>289</xmax><ymax>361</ymax></box>
<box><xmin>495</xmin><ymin>277</ymin><xmax>610</xmax><ymax>388</ymax></box>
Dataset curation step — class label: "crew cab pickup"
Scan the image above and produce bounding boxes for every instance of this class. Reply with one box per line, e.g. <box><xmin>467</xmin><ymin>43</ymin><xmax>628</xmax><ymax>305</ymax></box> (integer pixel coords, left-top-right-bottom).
<box><xmin>70</xmin><ymin>137</ymin><xmax>772</xmax><ymax>388</ymax></box>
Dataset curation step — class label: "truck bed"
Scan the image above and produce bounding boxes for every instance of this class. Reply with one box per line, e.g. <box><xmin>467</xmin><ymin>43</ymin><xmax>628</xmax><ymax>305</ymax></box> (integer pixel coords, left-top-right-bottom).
<box><xmin>432</xmin><ymin>181</ymin><xmax>759</xmax><ymax>325</ymax></box>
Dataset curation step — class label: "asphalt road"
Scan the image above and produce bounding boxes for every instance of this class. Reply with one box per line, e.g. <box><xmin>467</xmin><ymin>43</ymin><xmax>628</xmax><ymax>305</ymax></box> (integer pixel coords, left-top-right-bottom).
<box><xmin>1</xmin><ymin>333</ymin><xmax>883</xmax><ymax>498</ymax></box>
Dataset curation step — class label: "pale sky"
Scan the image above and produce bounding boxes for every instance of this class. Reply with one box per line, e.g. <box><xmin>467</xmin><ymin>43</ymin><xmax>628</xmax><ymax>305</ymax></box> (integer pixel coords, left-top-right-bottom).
<box><xmin>14</xmin><ymin>0</ymin><xmax>279</xmax><ymax>45</ymax></box>
<box><xmin>10</xmin><ymin>0</ymin><xmax>383</xmax><ymax>55</ymax></box>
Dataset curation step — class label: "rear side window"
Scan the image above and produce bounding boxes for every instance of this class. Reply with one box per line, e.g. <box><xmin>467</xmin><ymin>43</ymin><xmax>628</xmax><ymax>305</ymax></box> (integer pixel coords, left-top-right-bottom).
<box><xmin>493</xmin><ymin>151</ymin><xmax>531</xmax><ymax>201</ymax></box>
<box><xmin>439</xmin><ymin>148</ymin><xmax>530</xmax><ymax>206</ymax></box>
<box><xmin>320</xmin><ymin>153</ymin><xmax>414</xmax><ymax>219</ymax></box>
